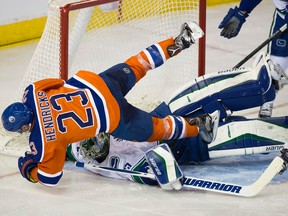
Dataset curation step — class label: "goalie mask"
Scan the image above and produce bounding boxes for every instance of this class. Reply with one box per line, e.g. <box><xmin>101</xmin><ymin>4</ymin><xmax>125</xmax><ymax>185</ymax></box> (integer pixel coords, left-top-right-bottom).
<box><xmin>1</xmin><ymin>102</ymin><xmax>33</xmax><ymax>133</ymax></box>
<box><xmin>79</xmin><ymin>133</ymin><xmax>110</xmax><ymax>163</ymax></box>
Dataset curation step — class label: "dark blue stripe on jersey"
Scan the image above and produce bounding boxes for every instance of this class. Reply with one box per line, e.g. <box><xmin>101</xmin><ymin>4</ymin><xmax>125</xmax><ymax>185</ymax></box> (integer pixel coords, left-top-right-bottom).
<box><xmin>146</xmin><ymin>45</ymin><xmax>164</xmax><ymax>67</ymax></box>
<box><xmin>65</xmin><ymin>77</ymin><xmax>107</xmax><ymax>132</ymax></box>
<box><xmin>24</xmin><ymin>84</ymin><xmax>43</xmax><ymax>162</ymax></box>
<box><xmin>38</xmin><ymin>171</ymin><xmax>63</xmax><ymax>186</ymax></box>
<box><xmin>170</xmin><ymin>116</ymin><xmax>184</xmax><ymax>139</ymax></box>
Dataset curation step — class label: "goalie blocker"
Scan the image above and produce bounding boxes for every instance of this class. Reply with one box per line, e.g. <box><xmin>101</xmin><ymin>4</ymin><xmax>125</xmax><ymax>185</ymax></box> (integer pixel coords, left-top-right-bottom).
<box><xmin>145</xmin><ymin>143</ymin><xmax>183</xmax><ymax>190</ymax></box>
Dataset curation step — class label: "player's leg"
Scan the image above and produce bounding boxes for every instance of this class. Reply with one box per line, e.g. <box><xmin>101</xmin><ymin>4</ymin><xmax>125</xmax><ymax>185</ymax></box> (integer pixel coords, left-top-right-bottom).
<box><xmin>146</xmin><ymin>111</ymin><xmax>219</xmax><ymax>144</ymax></box>
<box><xmin>259</xmin><ymin>58</ymin><xmax>288</xmax><ymax>117</ymax></box>
<box><xmin>124</xmin><ymin>22</ymin><xmax>203</xmax><ymax>85</ymax></box>
<box><xmin>110</xmin><ymin>96</ymin><xmax>218</xmax><ymax>143</ymax></box>
<box><xmin>267</xmin><ymin>10</ymin><xmax>288</xmax><ymax>71</ymax></box>
<box><xmin>98</xmin><ymin>22</ymin><xmax>203</xmax><ymax>98</ymax></box>
<box><xmin>260</xmin><ymin>10</ymin><xmax>288</xmax><ymax>117</ymax></box>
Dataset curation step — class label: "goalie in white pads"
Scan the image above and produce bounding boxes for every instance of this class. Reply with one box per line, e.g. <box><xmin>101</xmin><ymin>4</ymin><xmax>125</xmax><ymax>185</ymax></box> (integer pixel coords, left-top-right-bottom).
<box><xmin>67</xmin><ymin>54</ymin><xmax>288</xmax><ymax>190</ymax></box>
<box><xmin>67</xmin><ymin>112</ymin><xmax>220</xmax><ymax>190</ymax></box>
<box><xmin>67</xmin><ymin>119</ymin><xmax>288</xmax><ymax>190</ymax></box>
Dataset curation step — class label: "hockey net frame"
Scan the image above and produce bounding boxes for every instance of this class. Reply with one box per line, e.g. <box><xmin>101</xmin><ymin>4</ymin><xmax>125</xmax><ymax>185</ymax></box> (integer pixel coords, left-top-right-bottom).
<box><xmin>58</xmin><ymin>0</ymin><xmax>206</xmax><ymax>80</ymax></box>
<box><xmin>0</xmin><ymin>0</ymin><xmax>206</xmax><ymax>156</ymax></box>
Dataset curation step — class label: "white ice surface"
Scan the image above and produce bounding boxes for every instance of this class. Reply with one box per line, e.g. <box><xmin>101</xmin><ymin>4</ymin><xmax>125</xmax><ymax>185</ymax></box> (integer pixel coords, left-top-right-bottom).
<box><xmin>1</xmin><ymin>2</ymin><xmax>288</xmax><ymax>216</ymax></box>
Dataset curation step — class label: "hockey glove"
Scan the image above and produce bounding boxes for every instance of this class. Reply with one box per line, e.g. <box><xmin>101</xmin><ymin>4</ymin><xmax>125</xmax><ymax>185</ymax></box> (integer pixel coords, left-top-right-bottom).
<box><xmin>219</xmin><ymin>6</ymin><xmax>249</xmax><ymax>39</ymax></box>
<box><xmin>18</xmin><ymin>152</ymin><xmax>38</xmax><ymax>183</ymax></box>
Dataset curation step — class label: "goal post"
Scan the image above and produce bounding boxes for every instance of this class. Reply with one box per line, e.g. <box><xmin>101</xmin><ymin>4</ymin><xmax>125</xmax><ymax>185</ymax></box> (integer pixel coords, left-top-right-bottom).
<box><xmin>16</xmin><ymin>0</ymin><xmax>207</xmax><ymax>110</ymax></box>
<box><xmin>58</xmin><ymin>0</ymin><xmax>206</xmax><ymax>80</ymax></box>
<box><xmin>0</xmin><ymin>0</ymin><xmax>206</xmax><ymax>156</ymax></box>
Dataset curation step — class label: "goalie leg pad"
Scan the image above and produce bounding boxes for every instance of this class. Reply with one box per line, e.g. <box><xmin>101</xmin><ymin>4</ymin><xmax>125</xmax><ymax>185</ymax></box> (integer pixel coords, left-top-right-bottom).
<box><xmin>208</xmin><ymin>116</ymin><xmax>288</xmax><ymax>158</ymax></box>
<box><xmin>145</xmin><ymin>143</ymin><xmax>183</xmax><ymax>190</ymax></box>
<box><xmin>168</xmin><ymin>64</ymin><xmax>276</xmax><ymax>119</ymax></box>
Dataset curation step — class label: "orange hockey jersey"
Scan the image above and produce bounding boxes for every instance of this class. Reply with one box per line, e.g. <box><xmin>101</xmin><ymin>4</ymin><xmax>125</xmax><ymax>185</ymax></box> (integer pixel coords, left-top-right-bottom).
<box><xmin>24</xmin><ymin>71</ymin><xmax>120</xmax><ymax>186</ymax></box>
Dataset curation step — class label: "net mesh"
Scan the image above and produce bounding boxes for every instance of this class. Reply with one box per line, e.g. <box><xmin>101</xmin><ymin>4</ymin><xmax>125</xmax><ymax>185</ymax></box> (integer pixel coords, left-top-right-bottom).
<box><xmin>0</xmin><ymin>0</ymin><xmax>204</xmax><ymax>156</ymax></box>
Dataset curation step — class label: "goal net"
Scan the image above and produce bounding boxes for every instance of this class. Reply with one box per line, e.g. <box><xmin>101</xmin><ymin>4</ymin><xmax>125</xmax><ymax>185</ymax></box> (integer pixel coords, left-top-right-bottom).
<box><xmin>0</xmin><ymin>0</ymin><xmax>206</xmax><ymax>156</ymax></box>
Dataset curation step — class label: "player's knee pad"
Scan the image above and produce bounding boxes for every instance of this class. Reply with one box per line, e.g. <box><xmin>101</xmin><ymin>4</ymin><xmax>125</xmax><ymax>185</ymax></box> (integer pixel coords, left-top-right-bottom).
<box><xmin>168</xmin><ymin>59</ymin><xmax>276</xmax><ymax>119</ymax></box>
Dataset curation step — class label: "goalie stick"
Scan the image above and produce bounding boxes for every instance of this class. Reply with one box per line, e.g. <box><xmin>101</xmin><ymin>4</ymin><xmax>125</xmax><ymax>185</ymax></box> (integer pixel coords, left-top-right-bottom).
<box><xmin>75</xmin><ymin>156</ymin><xmax>286</xmax><ymax>197</ymax></box>
<box><xmin>233</xmin><ymin>23</ymin><xmax>288</xmax><ymax>69</ymax></box>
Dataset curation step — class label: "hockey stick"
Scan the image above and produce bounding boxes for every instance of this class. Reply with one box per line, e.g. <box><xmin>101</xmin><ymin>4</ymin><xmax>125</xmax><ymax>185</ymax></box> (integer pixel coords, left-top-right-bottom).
<box><xmin>183</xmin><ymin>156</ymin><xmax>285</xmax><ymax>197</ymax></box>
<box><xmin>75</xmin><ymin>156</ymin><xmax>286</xmax><ymax>197</ymax></box>
<box><xmin>75</xmin><ymin>161</ymin><xmax>156</xmax><ymax>179</ymax></box>
<box><xmin>233</xmin><ymin>23</ymin><xmax>288</xmax><ymax>69</ymax></box>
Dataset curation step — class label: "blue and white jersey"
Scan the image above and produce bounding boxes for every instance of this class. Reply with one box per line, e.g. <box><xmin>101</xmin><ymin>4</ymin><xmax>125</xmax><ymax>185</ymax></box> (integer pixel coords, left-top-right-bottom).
<box><xmin>72</xmin><ymin>136</ymin><xmax>158</xmax><ymax>185</ymax></box>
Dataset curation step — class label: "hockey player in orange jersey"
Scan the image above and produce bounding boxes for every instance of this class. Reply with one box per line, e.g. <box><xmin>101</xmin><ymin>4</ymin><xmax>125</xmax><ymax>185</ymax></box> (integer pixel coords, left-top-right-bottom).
<box><xmin>1</xmin><ymin>22</ymin><xmax>219</xmax><ymax>187</ymax></box>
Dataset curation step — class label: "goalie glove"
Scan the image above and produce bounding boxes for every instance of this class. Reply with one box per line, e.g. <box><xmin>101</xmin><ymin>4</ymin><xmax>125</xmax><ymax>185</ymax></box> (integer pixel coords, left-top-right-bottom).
<box><xmin>145</xmin><ymin>143</ymin><xmax>183</xmax><ymax>190</ymax></box>
<box><xmin>219</xmin><ymin>6</ymin><xmax>248</xmax><ymax>39</ymax></box>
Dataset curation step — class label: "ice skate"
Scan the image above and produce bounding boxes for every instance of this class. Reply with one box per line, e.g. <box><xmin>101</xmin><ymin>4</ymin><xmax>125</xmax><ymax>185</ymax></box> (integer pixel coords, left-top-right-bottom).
<box><xmin>167</xmin><ymin>22</ymin><xmax>204</xmax><ymax>57</ymax></box>
<box><xmin>258</xmin><ymin>101</ymin><xmax>274</xmax><ymax>118</ymax></box>
<box><xmin>174</xmin><ymin>22</ymin><xmax>204</xmax><ymax>50</ymax></box>
<box><xmin>186</xmin><ymin>110</ymin><xmax>220</xmax><ymax>143</ymax></box>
